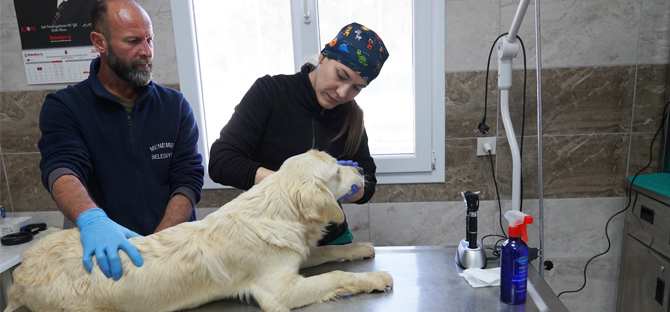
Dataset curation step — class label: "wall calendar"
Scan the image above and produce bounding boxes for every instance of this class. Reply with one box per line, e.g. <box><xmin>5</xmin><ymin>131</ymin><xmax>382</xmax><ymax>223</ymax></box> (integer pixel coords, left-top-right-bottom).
<box><xmin>13</xmin><ymin>0</ymin><xmax>98</xmax><ymax>85</ymax></box>
<box><xmin>23</xmin><ymin>47</ymin><xmax>98</xmax><ymax>85</ymax></box>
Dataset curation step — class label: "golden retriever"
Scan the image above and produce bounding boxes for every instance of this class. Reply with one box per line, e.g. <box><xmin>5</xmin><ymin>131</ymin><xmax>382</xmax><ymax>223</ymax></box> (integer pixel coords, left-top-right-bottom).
<box><xmin>5</xmin><ymin>150</ymin><xmax>393</xmax><ymax>312</ymax></box>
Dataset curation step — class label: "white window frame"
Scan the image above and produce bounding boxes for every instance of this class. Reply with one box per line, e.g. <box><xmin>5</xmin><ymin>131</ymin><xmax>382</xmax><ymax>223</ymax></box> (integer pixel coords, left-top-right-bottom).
<box><xmin>170</xmin><ymin>0</ymin><xmax>445</xmax><ymax>188</ymax></box>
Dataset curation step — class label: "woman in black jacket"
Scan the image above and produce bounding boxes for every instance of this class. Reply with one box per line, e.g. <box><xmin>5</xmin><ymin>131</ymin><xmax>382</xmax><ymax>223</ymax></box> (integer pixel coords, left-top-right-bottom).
<box><xmin>209</xmin><ymin>22</ymin><xmax>389</xmax><ymax>245</ymax></box>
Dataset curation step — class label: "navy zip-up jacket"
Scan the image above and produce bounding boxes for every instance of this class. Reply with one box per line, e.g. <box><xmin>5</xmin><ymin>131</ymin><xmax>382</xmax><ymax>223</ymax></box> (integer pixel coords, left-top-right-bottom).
<box><xmin>38</xmin><ymin>58</ymin><xmax>204</xmax><ymax>235</ymax></box>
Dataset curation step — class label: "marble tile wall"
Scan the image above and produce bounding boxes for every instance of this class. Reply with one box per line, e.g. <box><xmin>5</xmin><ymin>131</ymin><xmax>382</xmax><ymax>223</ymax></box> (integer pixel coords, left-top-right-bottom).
<box><xmin>446</xmin><ymin>0</ymin><xmax>670</xmax><ymax>72</ymax></box>
<box><xmin>1</xmin><ymin>0</ymin><xmax>670</xmax><ymax>311</ymax></box>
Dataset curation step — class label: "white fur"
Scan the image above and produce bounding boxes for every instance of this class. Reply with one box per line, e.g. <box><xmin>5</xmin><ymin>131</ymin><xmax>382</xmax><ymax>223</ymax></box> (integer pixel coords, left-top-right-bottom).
<box><xmin>4</xmin><ymin>150</ymin><xmax>392</xmax><ymax>312</ymax></box>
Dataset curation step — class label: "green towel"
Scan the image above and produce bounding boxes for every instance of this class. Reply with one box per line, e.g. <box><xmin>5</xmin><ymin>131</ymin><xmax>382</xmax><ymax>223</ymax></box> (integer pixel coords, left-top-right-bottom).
<box><xmin>629</xmin><ymin>173</ymin><xmax>670</xmax><ymax>198</ymax></box>
<box><xmin>324</xmin><ymin>228</ymin><xmax>354</xmax><ymax>245</ymax></box>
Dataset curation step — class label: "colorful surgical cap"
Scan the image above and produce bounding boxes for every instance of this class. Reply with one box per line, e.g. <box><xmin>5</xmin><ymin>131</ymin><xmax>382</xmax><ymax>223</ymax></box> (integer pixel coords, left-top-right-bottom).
<box><xmin>321</xmin><ymin>22</ymin><xmax>389</xmax><ymax>85</ymax></box>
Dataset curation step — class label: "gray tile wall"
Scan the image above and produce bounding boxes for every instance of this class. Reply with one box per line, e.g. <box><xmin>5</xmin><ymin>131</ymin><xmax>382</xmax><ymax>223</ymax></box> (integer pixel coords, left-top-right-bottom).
<box><xmin>1</xmin><ymin>0</ymin><xmax>669</xmax><ymax>311</ymax></box>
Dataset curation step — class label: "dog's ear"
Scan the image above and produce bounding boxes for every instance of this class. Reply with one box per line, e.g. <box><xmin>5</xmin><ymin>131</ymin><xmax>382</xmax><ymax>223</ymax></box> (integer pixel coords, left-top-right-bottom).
<box><xmin>297</xmin><ymin>179</ymin><xmax>345</xmax><ymax>223</ymax></box>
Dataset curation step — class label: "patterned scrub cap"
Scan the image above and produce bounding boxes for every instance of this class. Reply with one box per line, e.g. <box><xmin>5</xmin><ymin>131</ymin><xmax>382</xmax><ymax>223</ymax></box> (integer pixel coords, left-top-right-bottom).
<box><xmin>321</xmin><ymin>22</ymin><xmax>389</xmax><ymax>85</ymax></box>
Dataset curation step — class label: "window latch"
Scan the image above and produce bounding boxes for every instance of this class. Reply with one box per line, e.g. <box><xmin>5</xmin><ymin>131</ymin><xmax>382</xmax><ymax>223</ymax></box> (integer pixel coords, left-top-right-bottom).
<box><xmin>303</xmin><ymin>0</ymin><xmax>311</xmax><ymax>24</ymax></box>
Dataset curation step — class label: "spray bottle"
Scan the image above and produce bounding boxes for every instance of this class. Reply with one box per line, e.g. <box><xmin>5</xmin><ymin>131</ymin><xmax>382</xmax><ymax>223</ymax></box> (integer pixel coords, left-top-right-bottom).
<box><xmin>499</xmin><ymin>210</ymin><xmax>533</xmax><ymax>305</ymax></box>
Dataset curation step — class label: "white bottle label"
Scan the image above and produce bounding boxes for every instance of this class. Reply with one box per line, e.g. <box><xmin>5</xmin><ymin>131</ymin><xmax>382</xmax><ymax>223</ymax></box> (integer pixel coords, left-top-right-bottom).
<box><xmin>512</xmin><ymin>256</ymin><xmax>529</xmax><ymax>292</ymax></box>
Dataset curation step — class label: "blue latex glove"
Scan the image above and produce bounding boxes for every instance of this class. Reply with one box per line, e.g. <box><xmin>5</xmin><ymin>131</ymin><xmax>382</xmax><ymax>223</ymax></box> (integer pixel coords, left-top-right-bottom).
<box><xmin>337</xmin><ymin>160</ymin><xmax>359</xmax><ymax>167</ymax></box>
<box><xmin>76</xmin><ymin>208</ymin><xmax>144</xmax><ymax>280</ymax></box>
<box><xmin>340</xmin><ymin>184</ymin><xmax>360</xmax><ymax>200</ymax></box>
<box><xmin>338</xmin><ymin>160</ymin><xmax>361</xmax><ymax>200</ymax></box>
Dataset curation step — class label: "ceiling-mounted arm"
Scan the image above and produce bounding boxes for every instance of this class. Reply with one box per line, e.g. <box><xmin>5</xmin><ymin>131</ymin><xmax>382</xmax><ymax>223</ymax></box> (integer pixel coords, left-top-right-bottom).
<box><xmin>498</xmin><ymin>0</ymin><xmax>530</xmax><ymax>65</ymax></box>
<box><xmin>507</xmin><ymin>0</ymin><xmax>530</xmax><ymax>43</ymax></box>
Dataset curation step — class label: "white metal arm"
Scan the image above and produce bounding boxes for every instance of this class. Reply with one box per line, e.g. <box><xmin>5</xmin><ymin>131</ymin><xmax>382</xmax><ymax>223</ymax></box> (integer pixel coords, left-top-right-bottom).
<box><xmin>497</xmin><ymin>0</ymin><xmax>530</xmax><ymax>211</ymax></box>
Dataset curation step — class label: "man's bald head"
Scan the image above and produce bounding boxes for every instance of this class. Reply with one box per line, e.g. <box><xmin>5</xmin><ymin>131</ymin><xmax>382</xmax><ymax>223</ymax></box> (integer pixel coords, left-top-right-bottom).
<box><xmin>91</xmin><ymin>0</ymin><xmax>147</xmax><ymax>40</ymax></box>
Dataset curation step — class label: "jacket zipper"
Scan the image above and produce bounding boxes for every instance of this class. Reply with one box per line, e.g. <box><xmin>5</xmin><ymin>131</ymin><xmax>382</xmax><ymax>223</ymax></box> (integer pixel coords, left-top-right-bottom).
<box><xmin>127</xmin><ymin>115</ymin><xmax>148</xmax><ymax>219</ymax></box>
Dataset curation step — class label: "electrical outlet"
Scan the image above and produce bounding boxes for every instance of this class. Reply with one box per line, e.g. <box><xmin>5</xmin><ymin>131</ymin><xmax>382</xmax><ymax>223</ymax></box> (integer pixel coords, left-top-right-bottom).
<box><xmin>477</xmin><ymin>137</ymin><xmax>497</xmax><ymax>156</ymax></box>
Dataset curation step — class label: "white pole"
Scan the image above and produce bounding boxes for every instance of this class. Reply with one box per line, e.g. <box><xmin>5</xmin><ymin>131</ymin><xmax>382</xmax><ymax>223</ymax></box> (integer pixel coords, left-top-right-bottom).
<box><xmin>499</xmin><ymin>89</ymin><xmax>522</xmax><ymax>211</ymax></box>
<box><xmin>497</xmin><ymin>0</ymin><xmax>531</xmax><ymax>212</ymax></box>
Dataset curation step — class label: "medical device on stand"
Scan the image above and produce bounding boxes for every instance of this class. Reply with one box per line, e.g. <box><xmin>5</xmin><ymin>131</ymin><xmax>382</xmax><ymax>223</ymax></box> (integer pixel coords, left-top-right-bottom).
<box><xmin>455</xmin><ymin>190</ymin><xmax>487</xmax><ymax>269</ymax></box>
<box><xmin>495</xmin><ymin>0</ymin><xmax>546</xmax><ymax>278</ymax></box>
<box><xmin>475</xmin><ymin>0</ymin><xmax>552</xmax><ymax>286</ymax></box>
<box><xmin>497</xmin><ymin>0</ymin><xmax>529</xmax><ymax>215</ymax></box>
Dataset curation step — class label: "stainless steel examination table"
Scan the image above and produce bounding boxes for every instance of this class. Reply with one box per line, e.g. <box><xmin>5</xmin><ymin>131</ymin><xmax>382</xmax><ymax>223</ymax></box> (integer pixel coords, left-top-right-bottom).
<box><xmin>12</xmin><ymin>246</ymin><xmax>568</xmax><ymax>312</ymax></box>
<box><xmin>188</xmin><ymin>246</ymin><xmax>568</xmax><ymax>312</ymax></box>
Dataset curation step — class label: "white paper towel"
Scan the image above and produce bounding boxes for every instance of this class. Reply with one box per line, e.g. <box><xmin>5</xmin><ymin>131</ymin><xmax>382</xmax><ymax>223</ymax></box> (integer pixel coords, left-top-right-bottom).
<box><xmin>458</xmin><ymin>267</ymin><xmax>501</xmax><ymax>288</ymax></box>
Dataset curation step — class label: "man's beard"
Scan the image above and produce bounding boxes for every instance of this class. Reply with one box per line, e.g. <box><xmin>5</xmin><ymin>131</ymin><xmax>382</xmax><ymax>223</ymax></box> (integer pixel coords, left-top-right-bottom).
<box><xmin>107</xmin><ymin>44</ymin><xmax>153</xmax><ymax>87</ymax></box>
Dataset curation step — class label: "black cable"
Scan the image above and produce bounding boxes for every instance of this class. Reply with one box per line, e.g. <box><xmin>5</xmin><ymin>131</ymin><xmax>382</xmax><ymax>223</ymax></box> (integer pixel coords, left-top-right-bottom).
<box><xmin>488</xmin><ymin>149</ymin><xmax>507</xmax><ymax>238</ymax></box>
<box><xmin>518</xmin><ymin>36</ymin><xmax>527</xmax><ymax>210</ymax></box>
<box><xmin>479</xmin><ymin>33</ymin><xmax>507</xmax><ymax>135</ymax></box>
<box><xmin>480</xmin><ymin>33</ymin><xmax>528</xmax><ymax>211</ymax></box>
<box><xmin>482</xmin><ymin>234</ymin><xmax>507</xmax><ymax>260</ymax></box>
<box><xmin>557</xmin><ymin>101</ymin><xmax>670</xmax><ymax>298</ymax></box>
<box><xmin>482</xmin><ymin>148</ymin><xmax>508</xmax><ymax>261</ymax></box>
<box><xmin>494</xmin><ymin>237</ymin><xmax>506</xmax><ymax>255</ymax></box>
<box><xmin>481</xmin><ymin>33</ymin><xmax>530</xmax><ymax>260</ymax></box>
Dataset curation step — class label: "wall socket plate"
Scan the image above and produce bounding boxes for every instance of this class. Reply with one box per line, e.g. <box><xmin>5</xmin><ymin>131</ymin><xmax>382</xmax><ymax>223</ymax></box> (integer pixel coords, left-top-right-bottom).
<box><xmin>477</xmin><ymin>137</ymin><xmax>497</xmax><ymax>156</ymax></box>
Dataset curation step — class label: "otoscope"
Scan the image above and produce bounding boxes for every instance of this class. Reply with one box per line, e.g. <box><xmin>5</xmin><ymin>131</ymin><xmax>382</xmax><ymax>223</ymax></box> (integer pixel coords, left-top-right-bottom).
<box><xmin>464</xmin><ymin>191</ymin><xmax>479</xmax><ymax>249</ymax></box>
<box><xmin>455</xmin><ymin>190</ymin><xmax>487</xmax><ymax>269</ymax></box>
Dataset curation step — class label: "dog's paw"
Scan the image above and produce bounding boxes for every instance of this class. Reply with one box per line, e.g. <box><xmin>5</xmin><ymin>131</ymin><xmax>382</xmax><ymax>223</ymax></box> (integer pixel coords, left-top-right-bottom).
<box><xmin>339</xmin><ymin>242</ymin><xmax>375</xmax><ymax>261</ymax></box>
<box><xmin>369</xmin><ymin>271</ymin><xmax>393</xmax><ymax>292</ymax></box>
<box><xmin>350</xmin><ymin>271</ymin><xmax>393</xmax><ymax>294</ymax></box>
<box><xmin>356</xmin><ymin>242</ymin><xmax>376</xmax><ymax>259</ymax></box>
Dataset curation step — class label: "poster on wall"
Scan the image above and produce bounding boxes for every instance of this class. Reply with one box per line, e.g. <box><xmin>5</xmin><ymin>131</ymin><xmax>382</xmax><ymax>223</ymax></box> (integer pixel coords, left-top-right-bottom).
<box><xmin>13</xmin><ymin>0</ymin><xmax>99</xmax><ymax>84</ymax></box>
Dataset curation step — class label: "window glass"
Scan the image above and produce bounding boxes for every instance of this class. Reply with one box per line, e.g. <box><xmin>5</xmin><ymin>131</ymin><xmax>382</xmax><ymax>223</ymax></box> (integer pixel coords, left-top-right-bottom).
<box><xmin>317</xmin><ymin>0</ymin><xmax>414</xmax><ymax>154</ymax></box>
<box><xmin>193</xmin><ymin>0</ymin><xmax>295</xmax><ymax>148</ymax></box>
<box><xmin>174</xmin><ymin>0</ymin><xmax>445</xmax><ymax>185</ymax></box>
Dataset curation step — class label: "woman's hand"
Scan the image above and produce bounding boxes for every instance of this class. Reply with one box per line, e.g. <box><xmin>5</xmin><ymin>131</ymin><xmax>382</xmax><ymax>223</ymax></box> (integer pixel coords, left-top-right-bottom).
<box><xmin>337</xmin><ymin>160</ymin><xmax>364</xmax><ymax>202</ymax></box>
<box><xmin>255</xmin><ymin>167</ymin><xmax>276</xmax><ymax>185</ymax></box>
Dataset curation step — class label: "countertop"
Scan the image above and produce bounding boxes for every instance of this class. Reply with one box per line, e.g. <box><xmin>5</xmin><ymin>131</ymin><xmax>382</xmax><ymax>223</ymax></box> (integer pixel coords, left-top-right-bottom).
<box><xmin>183</xmin><ymin>246</ymin><xmax>568</xmax><ymax>312</ymax></box>
<box><xmin>8</xmin><ymin>246</ymin><xmax>568</xmax><ymax>312</ymax></box>
<box><xmin>624</xmin><ymin>173</ymin><xmax>670</xmax><ymax>203</ymax></box>
<box><xmin>0</xmin><ymin>234</ymin><xmax>44</xmax><ymax>273</ymax></box>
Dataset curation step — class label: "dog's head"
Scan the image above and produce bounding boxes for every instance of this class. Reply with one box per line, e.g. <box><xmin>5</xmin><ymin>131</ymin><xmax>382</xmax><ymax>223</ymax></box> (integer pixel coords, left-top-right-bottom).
<box><xmin>277</xmin><ymin>150</ymin><xmax>364</xmax><ymax>224</ymax></box>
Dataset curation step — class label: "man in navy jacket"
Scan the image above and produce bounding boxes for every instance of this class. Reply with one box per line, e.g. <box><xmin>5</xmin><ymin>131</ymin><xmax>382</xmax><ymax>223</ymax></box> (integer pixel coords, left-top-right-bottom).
<box><xmin>38</xmin><ymin>0</ymin><xmax>204</xmax><ymax>281</ymax></box>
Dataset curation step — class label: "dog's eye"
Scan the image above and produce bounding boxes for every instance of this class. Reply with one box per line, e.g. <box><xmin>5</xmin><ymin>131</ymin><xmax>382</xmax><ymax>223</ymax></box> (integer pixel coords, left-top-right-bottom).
<box><xmin>337</xmin><ymin>168</ymin><xmax>340</xmax><ymax>175</ymax></box>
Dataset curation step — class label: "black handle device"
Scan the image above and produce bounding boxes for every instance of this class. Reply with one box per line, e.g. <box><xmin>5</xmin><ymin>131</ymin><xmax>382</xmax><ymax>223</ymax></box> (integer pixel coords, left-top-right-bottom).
<box><xmin>461</xmin><ymin>191</ymin><xmax>480</xmax><ymax>249</ymax></box>
<box><xmin>1</xmin><ymin>223</ymin><xmax>47</xmax><ymax>246</ymax></box>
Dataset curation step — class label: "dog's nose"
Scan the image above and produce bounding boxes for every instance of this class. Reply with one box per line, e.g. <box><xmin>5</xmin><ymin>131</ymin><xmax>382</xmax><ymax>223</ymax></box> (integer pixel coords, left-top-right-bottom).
<box><xmin>355</xmin><ymin>166</ymin><xmax>364</xmax><ymax>174</ymax></box>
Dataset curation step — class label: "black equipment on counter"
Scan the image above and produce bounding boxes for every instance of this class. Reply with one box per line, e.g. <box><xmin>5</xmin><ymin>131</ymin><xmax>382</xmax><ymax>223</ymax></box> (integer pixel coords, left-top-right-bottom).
<box><xmin>455</xmin><ymin>191</ymin><xmax>487</xmax><ymax>269</ymax></box>
<box><xmin>1</xmin><ymin>223</ymin><xmax>47</xmax><ymax>246</ymax></box>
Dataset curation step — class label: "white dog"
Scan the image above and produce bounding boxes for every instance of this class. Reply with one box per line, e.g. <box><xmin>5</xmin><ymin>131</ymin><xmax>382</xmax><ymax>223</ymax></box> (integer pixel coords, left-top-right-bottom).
<box><xmin>5</xmin><ymin>150</ymin><xmax>392</xmax><ymax>312</ymax></box>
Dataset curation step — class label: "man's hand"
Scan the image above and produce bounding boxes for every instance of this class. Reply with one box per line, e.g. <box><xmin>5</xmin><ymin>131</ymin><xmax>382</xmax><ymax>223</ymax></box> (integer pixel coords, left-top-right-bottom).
<box><xmin>76</xmin><ymin>208</ymin><xmax>144</xmax><ymax>280</ymax></box>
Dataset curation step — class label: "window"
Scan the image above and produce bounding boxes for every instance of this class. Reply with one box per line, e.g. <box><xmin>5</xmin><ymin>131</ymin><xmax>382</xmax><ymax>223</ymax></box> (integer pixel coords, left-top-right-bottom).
<box><xmin>171</xmin><ymin>0</ymin><xmax>445</xmax><ymax>188</ymax></box>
